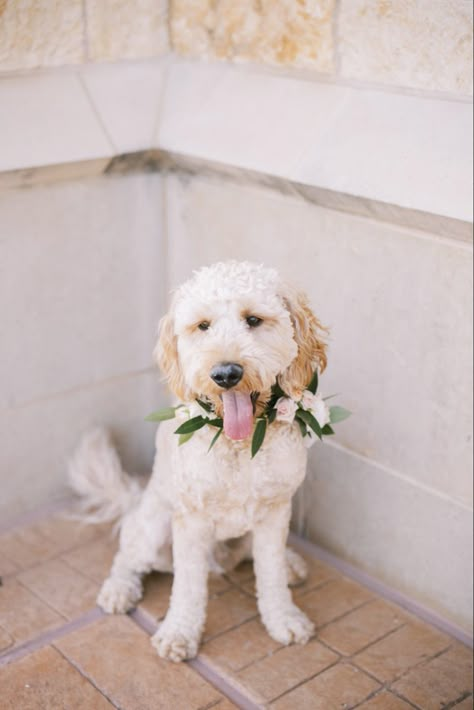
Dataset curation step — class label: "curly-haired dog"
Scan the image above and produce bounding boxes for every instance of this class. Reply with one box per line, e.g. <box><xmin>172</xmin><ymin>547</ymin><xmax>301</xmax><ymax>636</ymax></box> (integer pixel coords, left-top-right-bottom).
<box><xmin>69</xmin><ymin>261</ymin><xmax>328</xmax><ymax>662</ymax></box>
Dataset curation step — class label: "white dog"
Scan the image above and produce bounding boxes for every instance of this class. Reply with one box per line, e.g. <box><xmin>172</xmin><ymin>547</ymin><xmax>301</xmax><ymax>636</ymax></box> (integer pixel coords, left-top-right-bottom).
<box><xmin>69</xmin><ymin>261</ymin><xmax>328</xmax><ymax>662</ymax></box>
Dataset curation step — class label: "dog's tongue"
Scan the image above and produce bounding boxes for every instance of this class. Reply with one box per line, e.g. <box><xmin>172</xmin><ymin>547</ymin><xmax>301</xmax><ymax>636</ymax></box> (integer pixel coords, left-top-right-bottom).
<box><xmin>222</xmin><ymin>391</ymin><xmax>254</xmax><ymax>440</ymax></box>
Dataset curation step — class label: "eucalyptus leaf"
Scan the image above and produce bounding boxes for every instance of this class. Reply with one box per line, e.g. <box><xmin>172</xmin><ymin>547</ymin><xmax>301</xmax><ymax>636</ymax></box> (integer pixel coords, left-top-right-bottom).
<box><xmin>208</xmin><ymin>427</ymin><xmax>223</xmax><ymax>452</ymax></box>
<box><xmin>251</xmin><ymin>418</ymin><xmax>267</xmax><ymax>458</ymax></box>
<box><xmin>296</xmin><ymin>409</ymin><xmax>323</xmax><ymax>439</ymax></box>
<box><xmin>145</xmin><ymin>407</ymin><xmax>177</xmax><ymax>422</ymax></box>
<box><xmin>174</xmin><ymin>416</ymin><xmax>207</xmax><ymax>435</ymax></box>
<box><xmin>329</xmin><ymin>406</ymin><xmax>352</xmax><ymax>424</ymax></box>
<box><xmin>307</xmin><ymin>370</ymin><xmax>319</xmax><ymax>394</ymax></box>
<box><xmin>178</xmin><ymin>431</ymin><xmax>195</xmax><ymax>446</ymax></box>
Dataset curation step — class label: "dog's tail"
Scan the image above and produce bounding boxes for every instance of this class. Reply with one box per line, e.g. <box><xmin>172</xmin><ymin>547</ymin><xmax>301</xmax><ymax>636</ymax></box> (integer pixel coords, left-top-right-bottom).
<box><xmin>68</xmin><ymin>427</ymin><xmax>143</xmax><ymax>524</ymax></box>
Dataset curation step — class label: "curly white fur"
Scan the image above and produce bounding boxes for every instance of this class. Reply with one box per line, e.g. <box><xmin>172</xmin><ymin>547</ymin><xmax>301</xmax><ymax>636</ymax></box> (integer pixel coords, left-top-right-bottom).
<box><xmin>70</xmin><ymin>261</ymin><xmax>327</xmax><ymax>662</ymax></box>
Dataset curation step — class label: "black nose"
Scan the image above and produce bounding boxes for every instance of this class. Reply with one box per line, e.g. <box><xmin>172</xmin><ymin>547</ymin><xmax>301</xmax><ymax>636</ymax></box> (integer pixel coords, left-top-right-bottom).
<box><xmin>210</xmin><ymin>362</ymin><xmax>244</xmax><ymax>389</ymax></box>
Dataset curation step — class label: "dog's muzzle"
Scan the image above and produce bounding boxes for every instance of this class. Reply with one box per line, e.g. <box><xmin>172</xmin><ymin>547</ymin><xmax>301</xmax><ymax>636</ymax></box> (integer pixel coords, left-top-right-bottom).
<box><xmin>210</xmin><ymin>362</ymin><xmax>244</xmax><ymax>389</ymax></box>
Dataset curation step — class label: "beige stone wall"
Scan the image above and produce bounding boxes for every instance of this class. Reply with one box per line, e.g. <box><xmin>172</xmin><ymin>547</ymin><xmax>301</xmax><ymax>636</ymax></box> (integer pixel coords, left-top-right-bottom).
<box><xmin>0</xmin><ymin>0</ymin><xmax>168</xmax><ymax>72</ymax></box>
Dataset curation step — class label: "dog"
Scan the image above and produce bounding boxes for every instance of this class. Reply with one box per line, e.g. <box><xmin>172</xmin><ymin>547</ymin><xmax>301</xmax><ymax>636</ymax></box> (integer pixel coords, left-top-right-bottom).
<box><xmin>69</xmin><ymin>260</ymin><xmax>328</xmax><ymax>662</ymax></box>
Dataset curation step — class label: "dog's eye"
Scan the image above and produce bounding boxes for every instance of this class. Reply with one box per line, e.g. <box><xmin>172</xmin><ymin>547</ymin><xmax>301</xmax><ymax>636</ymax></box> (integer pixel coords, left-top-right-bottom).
<box><xmin>198</xmin><ymin>321</ymin><xmax>210</xmax><ymax>331</ymax></box>
<box><xmin>246</xmin><ymin>316</ymin><xmax>263</xmax><ymax>328</ymax></box>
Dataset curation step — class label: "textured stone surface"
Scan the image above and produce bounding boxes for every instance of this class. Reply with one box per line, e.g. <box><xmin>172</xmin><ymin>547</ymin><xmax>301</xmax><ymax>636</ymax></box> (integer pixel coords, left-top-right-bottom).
<box><xmin>339</xmin><ymin>0</ymin><xmax>473</xmax><ymax>95</ymax></box>
<box><xmin>0</xmin><ymin>0</ymin><xmax>84</xmax><ymax>72</ymax></box>
<box><xmin>0</xmin><ymin>578</ymin><xmax>63</xmax><ymax>646</ymax></box>
<box><xmin>170</xmin><ymin>0</ymin><xmax>335</xmax><ymax>71</ymax></box>
<box><xmin>86</xmin><ymin>0</ymin><xmax>168</xmax><ymax>61</ymax></box>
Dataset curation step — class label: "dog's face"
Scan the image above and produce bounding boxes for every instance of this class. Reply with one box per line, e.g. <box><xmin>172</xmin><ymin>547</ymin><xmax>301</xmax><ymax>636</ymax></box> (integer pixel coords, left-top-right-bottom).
<box><xmin>155</xmin><ymin>262</ymin><xmax>327</xmax><ymax>440</ymax></box>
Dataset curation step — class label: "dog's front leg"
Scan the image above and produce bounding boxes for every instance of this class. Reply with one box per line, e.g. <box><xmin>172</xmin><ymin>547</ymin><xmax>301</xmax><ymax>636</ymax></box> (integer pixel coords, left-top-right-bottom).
<box><xmin>253</xmin><ymin>503</ymin><xmax>314</xmax><ymax>645</ymax></box>
<box><xmin>151</xmin><ymin>513</ymin><xmax>212</xmax><ymax>662</ymax></box>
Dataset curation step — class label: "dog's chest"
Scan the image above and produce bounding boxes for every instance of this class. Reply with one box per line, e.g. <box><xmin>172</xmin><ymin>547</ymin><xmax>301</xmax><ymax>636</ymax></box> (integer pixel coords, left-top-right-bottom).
<box><xmin>170</xmin><ymin>422</ymin><xmax>307</xmax><ymax>534</ymax></box>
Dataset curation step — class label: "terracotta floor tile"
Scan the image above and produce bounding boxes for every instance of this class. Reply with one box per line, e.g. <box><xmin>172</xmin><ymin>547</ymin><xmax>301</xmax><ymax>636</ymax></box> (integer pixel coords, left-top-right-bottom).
<box><xmin>0</xmin><ymin>626</ymin><xmax>14</xmax><ymax>653</ymax></box>
<box><xmin>0</xmin><ymin>645</ymin><xmax>113</xmax><ymax>709</ymax></box>
<box><xmin>292</xmin><ymin>556</ymin><xmax>339</xmax><ymax>598</ymax></box>
<box><xmin>272</xmin><ymin>662</ymin><xmax>380</xmax><ymax>709</ymax></box>
<box><xmin>208</xmin><ymin>572</ymin><xmax>232</xmax><ymax>596</ymax></box>
<box><xmin>392</xmin><ymin>644</ymin><xmax>473</xmax><ymax>709</ymax></box>
<box><xmin>55</xmin><ymin>614</ymin><xmax>223</xmax><ymax>709</ymax></box>
<box><xmin>62</xmin><ymin>534</ymin><xmax>117</xmax><ymax>583</ymax></box>
<box><xmin>35</xmin><ymin>515</ymin><xmax>110</xmax><ymax>551</ymax></box>
<box><xmin>0</xmin><ymin>553</ymin><xmax>19</xmax><ymax>577</ymax></box>
<box><xmin>0</xmin><ymin>526</ymin><xmax>62</xmax><ymax>570</ymax></box>
<box><xmin>139</xmin><ymin>572</ymin><xmax>173</xmax><ymax>620</ymax></box>
<box><xmin>318</xmin><ymin>599</ymin><xmax>407</xmax><ymax>656</ymax></box>
<box><xmin>212</xmin><ymin>699</ymin><xmax>241</xmax><ymax>709</ymax></box>
<box><xmin>201</xmin><ymin>618</ymin><xmax>282</xmax><ymax>672</ymax></box>
<box><xmin>454</xmin><ymin>697</ymin><xmax>474</xmax><ymax>709</ymax></box>
<box><xmin>0</xmin><ymin>578</ymin><xmax>63</xmax><ymax>647</ymax></box>
<box><xmin>18</xmin><ymin>559</ymin><xmax>100</xmax><ymax>619</ymax></box>
<box><xmin>357</xmin><ymin>690</ymin><xmax>414</xmax><ymax>709</ymax></box>
<box><xmin>354</xmin><ymin>622</ymin><xmax>451</xmax><ymax>683</ymax></box>
<box><xmin>299</xmin><ymin>577</ymin><xmax>372</xmax><ymax>628</ymax></box>
<box><xmin>238</xmin><ymin>638</ymin><xmax>339</xmax><ymax>702</ymax></box>
<box><xmin>204</xmin><ymin>588</ymin><xmax>258</xmax><ymax>640</ymax></box>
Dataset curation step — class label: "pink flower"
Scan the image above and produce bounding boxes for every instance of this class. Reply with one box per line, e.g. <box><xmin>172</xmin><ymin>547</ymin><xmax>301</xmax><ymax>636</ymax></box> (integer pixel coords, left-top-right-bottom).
<box><xmin>275</xmin><ymin>397</ymin><xmax>298</xmax><ymax>423</ymax></box>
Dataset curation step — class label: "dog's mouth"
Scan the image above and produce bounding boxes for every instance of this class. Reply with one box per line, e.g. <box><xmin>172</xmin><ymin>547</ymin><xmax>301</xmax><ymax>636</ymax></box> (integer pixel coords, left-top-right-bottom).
<box><xmin>221</xmin><ymin>390</ymin><xmax>254</xmax><ymax>441</ymax></box>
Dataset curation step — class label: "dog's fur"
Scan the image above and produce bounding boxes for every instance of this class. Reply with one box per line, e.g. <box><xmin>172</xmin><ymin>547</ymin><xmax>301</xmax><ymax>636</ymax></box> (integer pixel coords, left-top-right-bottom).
<box><xmin>69</xmin><ymin>261</ymin><xmax>327</xmax><ymax>662</ymax></box>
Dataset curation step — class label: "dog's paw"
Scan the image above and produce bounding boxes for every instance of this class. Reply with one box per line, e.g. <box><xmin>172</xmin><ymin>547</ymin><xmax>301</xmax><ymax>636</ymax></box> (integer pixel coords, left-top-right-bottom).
<box><xmin>97</xmin><ymin>576</ymin><xmax>142</xmax><ymax>614</ymax></box>
<box><xmin>151</xmin><ymin>622</ymin><xmax>200</xmax><ymax>662</ymax></box>
<box><xmin>286</xmin><ymin>547</ymin><xmax>308</xmax><ymax>587</ymax></box>
<box><xmin>264</xmin><ymin>605</ymin><xmax>314</xmax><ymax>645</ymax></box>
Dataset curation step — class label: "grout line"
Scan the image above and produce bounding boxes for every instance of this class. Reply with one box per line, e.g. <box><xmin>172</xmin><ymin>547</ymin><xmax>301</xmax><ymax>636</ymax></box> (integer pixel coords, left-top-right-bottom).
<box><xmin>289</xmin><ymin>533</ymin><xmax>473</xmax><ymax>649</ymax></box>
<box><xmin>54</xmin><ymin>644</ymin><xmax>119</xmax><ymax>708</ymax></box>
<box><xmin>0</xmin><ymin>607</ymin><xmax>104</xmax><ymax>668</ymax></box>
<box><xmin>129</xmin><ymin>609</ymin><xmax>264</xmax><ymax>710</ymax></box>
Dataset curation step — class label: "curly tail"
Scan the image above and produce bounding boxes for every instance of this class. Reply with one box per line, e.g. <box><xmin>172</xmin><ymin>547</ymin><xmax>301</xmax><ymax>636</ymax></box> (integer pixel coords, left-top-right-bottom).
<box><xmin>68</xmin><ymin>427</ymin><xmax>143</xmax><ymax>524</ymax></box>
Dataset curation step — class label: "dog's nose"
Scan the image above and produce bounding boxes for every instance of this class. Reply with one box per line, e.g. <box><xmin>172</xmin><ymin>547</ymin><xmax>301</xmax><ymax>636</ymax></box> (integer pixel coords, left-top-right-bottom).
<box><xmin>210</xmin><ymin>363</ymin><xmax>244</xmax><ymax>389</ymax></box>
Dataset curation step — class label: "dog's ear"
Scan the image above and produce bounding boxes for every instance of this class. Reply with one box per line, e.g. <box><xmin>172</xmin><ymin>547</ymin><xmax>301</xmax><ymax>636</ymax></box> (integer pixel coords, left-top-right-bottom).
<box><xmin>278</xmin><ymin>287</ymin><xmax>328</xmax><ymax>398</ymax></box>
<box><xmin>153</xmin><ymin>307</ymin><xmax>189</xmax><ymax>402</ymax></box>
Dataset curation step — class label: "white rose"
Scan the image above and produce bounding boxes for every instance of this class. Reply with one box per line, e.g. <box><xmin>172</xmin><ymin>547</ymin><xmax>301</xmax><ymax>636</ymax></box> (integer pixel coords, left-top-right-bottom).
<box><xmin>300</xmin><ymin>390</ymin><xmax>330</xmax><ymax>428</ymax></box>
<box><xmin>275</xmin><ymin>397</ymin><xmax>298</xmax><ymax>423</ymax></box>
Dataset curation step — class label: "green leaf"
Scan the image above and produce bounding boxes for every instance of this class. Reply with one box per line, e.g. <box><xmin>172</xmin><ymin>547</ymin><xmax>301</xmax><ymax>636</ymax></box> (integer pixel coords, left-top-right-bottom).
<box><xmin>321</xmin><ymin>424</ymin><xmax>335</xmax><ymax>436</ymax></box>
<box><xmin>178</xmin><ymin>431</ymin><xmax>195</xmax><ymax>445</ymax></box>
<box><xmin>145</xmin><ymin>407</ymin><xmax>177</xmax><ymax>422</ymax></box>
<box><xmin>329</xmin><ymin>406</ymin><xmax>352</xmax><ymax>424</ymax></box>
<box><xmin>296</xmin><ymin>417</ymin><xmax>307</xmax><ymax>438</ymax></box>
<box><xmin>206</xmin><ymin>418</ymin><xmax>223</xmax><ymax>428</ymax></box>
<box><xmin>307</xmin><ymin>370</ymin><xmax>319</xmax><ymax>394</ymax></box>
<box><xmin>296</xmin><ymin>409</ymin><xmax>323</xmax><ymax>439</ymax></box>
<box><xmin>208</xmin><ymin>427</ymin><xmax>223</xmax><ymax>452</ymax></box>
<box><xmin>195</xmin><ymin>398</ymin><xmax>213</xmax><ymax>413</ymax></box>
<box><xmin>267</xmin><ymin>408</ymin><xmax>277</xmax><ymax>424</ymax></box>
<box><xmin>251</xmin><ymin>418</ymin><xmax>267</xmax><ymax>458</ymax></box>
<box><xmin>174</xmin><ymin>416</ymin><xmax>207</xmax><ymax>435</ymax></box>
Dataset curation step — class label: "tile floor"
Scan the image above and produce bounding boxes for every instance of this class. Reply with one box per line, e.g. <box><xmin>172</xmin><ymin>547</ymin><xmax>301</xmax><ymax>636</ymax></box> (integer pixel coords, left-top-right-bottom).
<box><xmin>0</xmin><ymin>511</ymin><xmax>472</xmax><ymax>709</ymax></box>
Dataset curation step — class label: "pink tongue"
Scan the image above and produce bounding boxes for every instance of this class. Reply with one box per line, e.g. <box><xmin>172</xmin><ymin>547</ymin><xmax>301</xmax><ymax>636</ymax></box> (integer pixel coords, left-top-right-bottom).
<box><xmin>222</xmin><ymin>391</ymin><xmax>254</xmax><ymax>440</ymax></box>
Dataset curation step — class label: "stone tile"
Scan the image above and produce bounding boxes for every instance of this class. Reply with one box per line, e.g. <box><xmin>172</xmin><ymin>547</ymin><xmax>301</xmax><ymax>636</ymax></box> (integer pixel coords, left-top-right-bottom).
<box><xmin>392</xmin><ymin>644</ymin><xmax>473</xmax><ymax>710</ymax></box>
<box><xmin>0</xmin><ymin>645</ymin><xmax>112</xmax><ymax>709</ymax></box>
<box><xmin>204</xmin><ymin>588</ymin><xmax>258</xmax><ymax>640</ymax></box>
<box><xmin>318</xmin><ymin>599</ymin><xmax>407</xmax><ymax>656</ymax></box>
<box><xmin>0</xmin><ymin>0</ymin><xmax>84</xmax><ymax>72</ymax></box>
<box><xmin>18</xmin><ymin>559</ymin><xmax>99</xmax><ymax>620</ymax></box>
<box><xmin>272</xmin><ymin>662</ymin><xmax>379</xmax><ymax>709</ymax></box>
<box><xmin>86</xmin><ymin>0</ymin><xmax>168</xmax><ymax>61</ymax></box>
<box><xmin>35</xmin><ymin>515</ymin><xmax>109</xmax><ymax>552</ymax></box>
<box><xmin>0</xmin><ymin>74</ymin><xmax>112</xmax><ymax>174</ymax></box>
<box><xmin>0</xmin><ymin>526</ymin><xmax>62</xmax><ymax>571</ymax></box>
<box><xmin>0</xmin><ymin>579</ymin><xmax>63</xmax><ymax>647</ymax></box>
<box><xmin>339</xmin><ymin>0</ymin><xmax>473</xmax><ymax>95</ymax></box>
<box><xmin>357</xmin><ymin>690</ymin><xmax>414</xmax><ymax>709</ymax></box>
<box><xmin>62</xmin><ymin>534</ymin><xmax>117</xmax><ymax>584</ymax></box>
<box><xmin>0</xmin><ymin>553</ymin><xmax>19</xmax><ymax>577</ymax></box>
<box><xmin>354</xmin><ymin>623</ymin><xmax>451</xmax><ymax>683</ymax></box>
<box><xmin>209</xmin><ymin>572</ymin><xmax>232</xmax><ymax>596</ymax></box>
<box><xmin>238</xmin><ymin>555</ymin><xmax>337</xmax><ymax>598</ymax></box>
<box><xmin>201</xmin><ymin>618</ymin><xmax>281</xmax><ymax>672</ymax></box>
<box><xmin>56</xmin><ymin>615</ymin><xmax>222</xmax><ymax>709</ymax></box>
<box><xmin>80</xmin><ymin>60</ymin><xmax>166</xmax><ymax>154</ymax></box>
<box><xmin>454</xmin><ymin>698</ymin><xmax>474</xmax><ymax>710</ymax></box>
<box><xmin>139</xmin><ymin>572</ymin><xmax>173</xmax><ymax>620</ymax></box>
<box><xmin>213</xmin><ymin>700</ymin><xmax>241</xmax><ymax>709</ymax></box>
<box><xmin>170</xmin><ymin>0</ymin><xmax>335</xmax><ymax>72</ymax></box>
<box><xmin>238</xmin><ymin>639</ymin><xmax>339</xmax><ymax>702</ymax></box>
<box><xmin>299</xmin><ymin>578</ymin><xmax>372</xmax><ymax>628</ymax></box>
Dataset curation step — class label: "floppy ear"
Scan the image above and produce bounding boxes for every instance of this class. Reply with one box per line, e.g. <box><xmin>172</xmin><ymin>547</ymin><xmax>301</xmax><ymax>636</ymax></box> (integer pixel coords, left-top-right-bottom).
<box><xmin>153</xmin><ymin>308</ymin><xmax>190</xmax><ymax>402</ymax></box>
<box><xmin>278</xmin><ymin>287</ymin><xmax>328</xmax><ymax>399</ymax></box>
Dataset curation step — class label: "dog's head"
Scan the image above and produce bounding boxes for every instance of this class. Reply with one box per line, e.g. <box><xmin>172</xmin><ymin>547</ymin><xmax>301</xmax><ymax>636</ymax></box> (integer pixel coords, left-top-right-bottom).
<box><xmin>154</xmin><ymin>261</ymin><xmax>327</xmax><ymax>440</ymax></box>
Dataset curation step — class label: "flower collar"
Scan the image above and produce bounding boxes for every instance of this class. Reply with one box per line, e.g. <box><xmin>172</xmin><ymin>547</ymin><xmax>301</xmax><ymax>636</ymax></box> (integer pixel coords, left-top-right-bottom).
<box><xmin>146</xmin><ymin>370</ymin><xmax>350</xmax><ymax>458</ymax></box>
